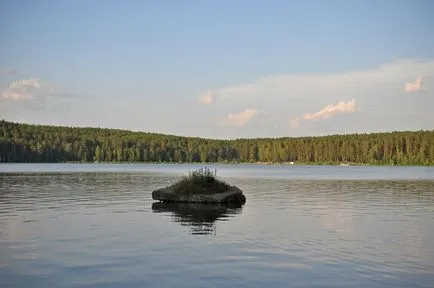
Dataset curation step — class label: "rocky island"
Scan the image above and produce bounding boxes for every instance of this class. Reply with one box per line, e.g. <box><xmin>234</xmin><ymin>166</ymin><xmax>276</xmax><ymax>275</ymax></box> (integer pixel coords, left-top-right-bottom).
<box><xmin>152</xmin><ymin>167</ymin><xmax>246</xmax><ymax>204</ymax></box>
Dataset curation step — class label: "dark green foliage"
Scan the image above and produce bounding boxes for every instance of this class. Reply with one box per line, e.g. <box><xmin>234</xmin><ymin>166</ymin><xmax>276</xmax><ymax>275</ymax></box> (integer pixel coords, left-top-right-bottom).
<box><xmin>172</xmin><ymin>167</ymin><xmax>230</xmax><ymax>195</ymax></box>
<box><xmin>0</xmin><ymin>119</ymin><xmax>433</xmax><ymax>165</ymax></box>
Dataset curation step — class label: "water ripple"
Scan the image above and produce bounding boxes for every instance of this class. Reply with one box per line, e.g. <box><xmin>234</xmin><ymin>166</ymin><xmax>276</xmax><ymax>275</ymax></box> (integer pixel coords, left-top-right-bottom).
<box><xmin>1</xmin><ymin>166</ymin><xmax>434</xmax><ymax>287</ymax></box>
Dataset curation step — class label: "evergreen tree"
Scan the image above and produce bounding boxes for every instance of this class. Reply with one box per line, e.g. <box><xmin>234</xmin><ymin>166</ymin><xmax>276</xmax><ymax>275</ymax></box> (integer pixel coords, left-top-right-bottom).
<box><xmin>0</xmin><ymin>120</ymin><xmax>433</xmax><ymax>165</ymax></box>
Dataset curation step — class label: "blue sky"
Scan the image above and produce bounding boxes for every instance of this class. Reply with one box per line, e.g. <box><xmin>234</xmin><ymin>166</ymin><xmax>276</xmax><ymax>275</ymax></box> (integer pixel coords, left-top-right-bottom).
<box><xmin>1</xmin><ymin>0</ymin><xmax>433</xmax><ymax>139</ymax></box>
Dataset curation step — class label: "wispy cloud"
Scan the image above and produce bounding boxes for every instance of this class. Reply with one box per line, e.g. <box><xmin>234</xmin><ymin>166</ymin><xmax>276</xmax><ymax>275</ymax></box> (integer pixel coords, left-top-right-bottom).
<box><xmin>198</xmin><ymin>84</ymin><xmax>256</xmax><ymax>104</ymax></box>
<box><xmin>2</xmin><ymin>68</ymin><xmax>19</xmax><ymax>75</ymax></box>
<box><xmin>8</xmin><ymin>78</ymin><xmax>43</xmax><ymax>89</ymax></box>
<box><xmin>1</xmin><ymin>90</ymin><xmax>33</xmax><ymax>101</ymax></box>
<box><xmin>404</xmin><ymin>76</ymin><xmax>424</xmax><ymax>92</ymax></box>
<box><xmin>303</xmin><ymin>99</ymin><xmax>356</xmax><ymax>121</ymax></box>
<box><xmin>197</xmin><ymin>59</ymin><xmax>433</xmax><ymax>134</ymax></box>
<box><xmin>198</xmin><ymin>59</ymin><xmax>433</xmax><ymax>103</ymax></box>
<box><xmin>1</xmin><ymin>75</ymin><xmax>80</xmax><ymax>107</ymax></box>
<box><xmin>290</xmin><ymin>99</ymin><xmax>356</xmax><ymax>129</ymax></box>
<box><xmin>218</xmin><ymin>84</ymin><xmax>256</xmax><ymax>96</ymax></box>
<box><xmin>198</xmin><ymin>91</ymin><xmax>216</xmax><ymax>104</ymax></box>
<box><xmin>289</xmin><ymin>117</ymin><xmax>301</xmax><ymax>129</ymax></box>
<box><xmin>220</xmin><ymin>108</ymin><xmax>259</xmax><ymax>127</ymax></box>
<box><xmin>1</xmin><ymin>78</ymin><xmax>44</xmax><ymax>102</ymax></box>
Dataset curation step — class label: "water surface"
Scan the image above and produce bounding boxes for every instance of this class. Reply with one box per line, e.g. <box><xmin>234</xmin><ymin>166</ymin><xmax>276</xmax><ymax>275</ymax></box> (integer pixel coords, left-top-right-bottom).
<box><xmin>1</xmin><ymin>164</ymin><xmax>433</xmax><ymax>287</ymax></box>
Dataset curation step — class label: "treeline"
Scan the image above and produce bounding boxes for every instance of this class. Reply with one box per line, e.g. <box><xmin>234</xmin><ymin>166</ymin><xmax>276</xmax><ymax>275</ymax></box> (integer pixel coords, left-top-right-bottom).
<box><xmin>1</xmin><ymin>120</ymin><xmax>433</xmax><ymax>165</ymax></box>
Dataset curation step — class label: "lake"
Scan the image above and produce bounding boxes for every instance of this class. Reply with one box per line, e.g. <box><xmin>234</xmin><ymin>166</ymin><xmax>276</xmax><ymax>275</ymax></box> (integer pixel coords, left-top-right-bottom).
<box><xmin>1</xmin><ymin>163</ymin><xmax>434</xmax><ymax>287</ymax></box>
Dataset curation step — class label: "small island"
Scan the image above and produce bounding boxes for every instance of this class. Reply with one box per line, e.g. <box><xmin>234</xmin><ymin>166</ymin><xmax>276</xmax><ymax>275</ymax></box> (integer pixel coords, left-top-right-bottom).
<box><xmin>152</xmin><ymin>167</ymin><xmax>246</xmax><ymax>204</ymax></box>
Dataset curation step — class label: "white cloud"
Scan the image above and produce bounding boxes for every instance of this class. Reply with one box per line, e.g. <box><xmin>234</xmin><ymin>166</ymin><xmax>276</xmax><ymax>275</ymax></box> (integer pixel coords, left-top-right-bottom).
<box><xmin>404</xmin><ymin>76</ymin><xmax>423</xmax><ymax>92</ymax></box>
<box><xmin>220</xmin><ymin>109</ymin><xmax>258</xmax><ymax>127</ymax></box>
<box><xmin>198</xmin><ymin>59</ymin><xmax>433</xmax><ymax>103</ymax></box>
<box><xmin>2</xmin><ymin>59</ymin><xmax>433</xmax><ymax>139</ymax></box>
<box><xmin>2</xmin><ymin>68</ymin><xmax>19</xmax><ymax>75</ymax></box>
<box><xmin>197</xmin><ymin>59</ymin><xmax>433</xmax><ymax>134</ymax></box>
<box><xmin>8</xmin><ymin>78</ymin><xmax>42</xmax><ymax>89</ymax></box>
<box><xmin>303</xmin><ymin>99</ymin><xmax>356</xmax><ymax>121</ymax></box>
<box><xmin>1</xmin><ymin>78</ymin><xmax>43</xmax><ymax>102</ymax></box>
<box><xmin>198</xmin><ymin>84</ymin><xmax>257</xmax><ymax>104</ymax></box>
<box><xmin>1</xmin><ymin>90</ymin><xmax>33</xmax><ymax>101</ymax></box>
<box><xmin>289</xmin><ymin>99</ymin><xmax>356</xmax><ymax>129</ymax></box>
<box><xmin>198</xmin><ymin>91</ymin><xmax>216</xmax><ymax>104</ymax></box>
<box><xmin>289</xmin><ymin>117</ymin><xmax>300</xmax><ymax>129</ymax></box>
<box><xmin>1</xmin><ymin>76</ymin><xmax>79</xmax><ymax>106</ymax></box>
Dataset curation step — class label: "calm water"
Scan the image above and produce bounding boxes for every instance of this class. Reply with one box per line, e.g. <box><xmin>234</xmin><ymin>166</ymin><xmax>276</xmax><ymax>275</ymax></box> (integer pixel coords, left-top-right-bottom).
<box><xmin>1</xmin><ymin>164</ymin><xmax>434</xmax><ymax>288</ymax></box>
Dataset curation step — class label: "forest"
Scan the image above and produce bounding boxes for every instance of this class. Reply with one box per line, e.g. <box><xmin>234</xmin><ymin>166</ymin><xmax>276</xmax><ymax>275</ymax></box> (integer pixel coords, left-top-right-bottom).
<box><xmin>1</xmin><ymin>120</ymin><xmax>433</xmax><ymax>165</ymax></box>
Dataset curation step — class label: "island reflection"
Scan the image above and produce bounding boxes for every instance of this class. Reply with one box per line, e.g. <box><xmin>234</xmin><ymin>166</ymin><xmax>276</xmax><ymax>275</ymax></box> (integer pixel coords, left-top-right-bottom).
<box><xmin>151</xmin><ymin>202</ymin><xmax>244</xmax><ymax>236</ymax></box>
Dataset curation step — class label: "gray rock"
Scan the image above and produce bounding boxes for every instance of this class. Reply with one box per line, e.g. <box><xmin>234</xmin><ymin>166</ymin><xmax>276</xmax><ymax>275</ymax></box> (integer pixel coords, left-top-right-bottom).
<box><xmin>152</xmin><ymin>185</ymin><xmax>246</xmax><ymax>204</ymax></box>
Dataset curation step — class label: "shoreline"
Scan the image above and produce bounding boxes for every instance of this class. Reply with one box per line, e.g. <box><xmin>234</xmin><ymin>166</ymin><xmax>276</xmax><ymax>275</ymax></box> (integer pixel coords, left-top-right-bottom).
<box><xmin>1</xmin><ymin>161</ymin><xmax>433</xmax><ymax>167</ymax></box>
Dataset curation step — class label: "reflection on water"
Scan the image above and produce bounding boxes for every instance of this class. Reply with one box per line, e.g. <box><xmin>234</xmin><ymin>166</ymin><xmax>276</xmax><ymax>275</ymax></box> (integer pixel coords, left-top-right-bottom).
<box><xmin>151</xmin><ymin>202</ymin><xmax>243</xmax><ymax>235</ymax></box>
<box><xmin>1</xmin><ymin>164</ymin><xmax>434</xmax><ymax>288</ymax></box>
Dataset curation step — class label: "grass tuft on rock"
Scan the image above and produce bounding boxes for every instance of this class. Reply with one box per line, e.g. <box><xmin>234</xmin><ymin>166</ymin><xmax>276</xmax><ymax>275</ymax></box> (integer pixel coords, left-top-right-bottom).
<box><xmin>172</xmin><ymin>167</ymin><xmax>230</xmax><ymax>195</ymax></box>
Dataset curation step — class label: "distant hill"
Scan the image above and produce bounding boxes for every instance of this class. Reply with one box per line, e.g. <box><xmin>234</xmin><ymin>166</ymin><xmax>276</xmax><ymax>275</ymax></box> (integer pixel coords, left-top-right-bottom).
<box><xmin>1</xmin><ymin>120</ymin><xmax>433</xmax><ymax>165</ymax></box>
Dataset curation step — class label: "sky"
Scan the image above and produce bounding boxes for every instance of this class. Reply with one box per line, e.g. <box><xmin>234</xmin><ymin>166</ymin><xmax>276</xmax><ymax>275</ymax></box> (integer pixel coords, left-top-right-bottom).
<box><xmin>1</xmin><ymin>0</ymin><xmax>433</xmax><ymax>139</ymax></box>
